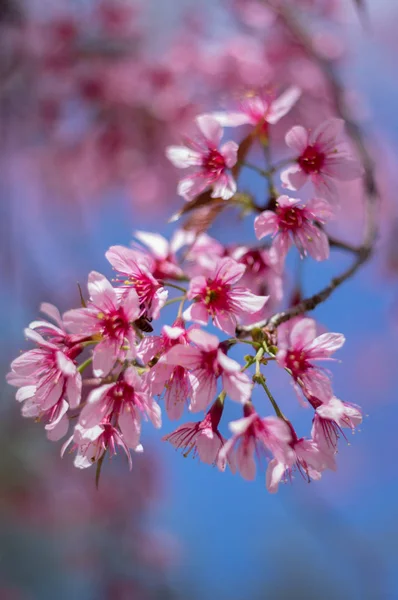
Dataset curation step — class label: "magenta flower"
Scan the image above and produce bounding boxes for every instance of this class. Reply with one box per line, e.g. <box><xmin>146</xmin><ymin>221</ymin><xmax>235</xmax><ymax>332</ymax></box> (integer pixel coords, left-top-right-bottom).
<box><xmin>183</xmin><ymin>257</ymin><xmax>268</xmax><ymax>335</ymax></box>
<box><xmin>266</xmin><ymin>434</ymin><xmax>336</xmax><ymax>494</ymax></box>
<box><xmin>142</xmin><ymin>323</ymin><xmax>193</xmax><ymax>421</ymax></box>
<box><xmin>133</xmin><ymin>230</ymin><xmax>184</xmax><ymax>280</ymax></box>
<box><xmin>218</xmin><ymin>406</ymin><xmax>293</xmax><ymax>481</ymax></box>
<box><xmin>163</xmin><ymin>329</ymin><xmax>252</xmax><ymax>412</ymax></box>
<box><xmin>281</xmin><ymin>118</ymin><xmax>363</xmax><ymax>203</ymax></box>
<box><xmin>63</xmin><ymin>271</ymin><xmax>140</xmax><ymax>377</ymax></box>
<box><xmin>7</xmin><ymin>328</ymin><xmax>82</xmax><ymax>440</ymax></box>
<box><xmin>106</xmin><ymin>245</ymin><xmax>168</xmax><ymax>319</ymax></box>
<box><xmin>311</xmin><ymin>396</ymin><xmax>362</xmax><ymax>451</ymax></box>
<box><xmin>165</xmin><ymin>114</ymin><xmax>238</xmax><ymax>201</ymax></box>
<box><xmin>62</xmin><ymin>422</ymin><xmax>134</xmax><ymax>470</ymax></box>
<box><xmin>79</xmin><ymin>367</ymin><xmax>161</xmax><ymax>451</ymax></box>
<box><xmin>276</xmin><ymin>318</ymin><xmax>345</xmax><ymax>403</ymax></box>
<box><xmin>163</xmin><ymin>398</ymin><xmax>234</xmax><ymax>469</ymax></box>
<box><xmin>254</xmin><ymin>195</ymin><xmax>333</xmax><ymax>262</ymax></box>
<box><xmin>211</xmin><ymin>86</ymin><xmax>301</xmax><ymax>130</ymax></box>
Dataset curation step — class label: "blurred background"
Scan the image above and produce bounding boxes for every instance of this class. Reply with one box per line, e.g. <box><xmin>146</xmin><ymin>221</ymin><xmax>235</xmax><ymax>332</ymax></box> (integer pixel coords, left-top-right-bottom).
<box><xmin>1</xmin><ymin>0</ymin><xmax>398</xmax><ymax>598</ymax></box>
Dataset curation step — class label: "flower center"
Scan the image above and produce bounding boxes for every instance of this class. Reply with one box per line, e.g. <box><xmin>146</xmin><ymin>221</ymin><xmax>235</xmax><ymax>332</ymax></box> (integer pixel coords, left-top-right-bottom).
<box><xmin>298</xmin><ymin>145</ymin><xmax>325</xmax><ymax>174</ymax></box>
<box><xmin>203</xmin><ymin>149</ymin><xmax>226</xmax><ymax>174</ymax></box>
<box><xmin>285</xmin><ymin>350</ymin><xmax>309</xmax><ymax>377</ymax></box>
<box><xmin>276</xmin><ymin>206</ymin><xmax>304</xmax><ymax>231</ymax></box>
<box><xmin>98</xmin><ymin>308</ymin><xmax>129</xmax><ymax>339</ymax></box>
<box><xmin>239</xmin><ymin>250</ymin><xmax>269</xmax><ymax>276</ymax></box>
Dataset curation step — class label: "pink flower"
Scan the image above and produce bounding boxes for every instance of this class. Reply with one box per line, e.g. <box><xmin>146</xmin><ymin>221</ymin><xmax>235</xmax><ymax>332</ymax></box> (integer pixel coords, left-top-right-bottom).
<box><xmin>228</xmin><ymin>245</ymin><xmax>283</xmax><ymax>301</ymax></box>
<box><xmin>311</xmin><ymin>396</ymin><xmax>362</xmax><ymax>451</ymax></box>
<box><xmin>183</xmin><ymin>257</ymin><xmax>268</xmax><ymax>334</ymax></box>
<box><xmin>7</xmin><ymin>328</ymin><xmax>82</xmax><ymax>440</ymax></box>
<box><xmin>281</xmin><ymin>118</ymin><xmax>363</xmax><ymax>203</ymax></box>
<box><xmin>162</xmin><ymin>329</ymin><xmax>252</xmax><ymax>412</ymax></box>
<box><xmin>142</xmin><ymin>322</ymin><xmax>193</xmax><ymax>421</ymax></box>
<box><xmin>276</xmin><ymin>318</ymin><xmax>345</xmax><ymax>403</ymax></box>
<box><xmin>133</xmin><ymin>230</ymin><xmax>184</xmax><ymax>280</ymax></box>
<box><xmin>79</xmin><ymin>367</ymin><xmax>161</xmax><ymax>450</ymax></box>
<box><xmin>106</xmin><ymin>245</ymin><xmax>168</xmax><ymax>319</ymax></box>
<box><xmin>254</xmin><ymin>195</ymin><xmax>333</xmax><ymax>262</ymax></box>
<box><xmin>162</xmin><ymin>397</ymin><xmax>233</xmax><ymax>469</ymax></box>
<box><xmin>63</xmin><ymin>271</ymin><xmax>140</xmax><ymax>377</ymax></box>
<box><xmin>211</xmin><ymin>86</ymin><xmax>301</xmax><ymax>130</ymax></box>
<box><xmin>165</xmin><ymin>114</ymin><xmax>238</xmax><ymax>201</ymax></box>
<box><xmin>62</xmin><ymin>422</ymin><xmax>135</xmax><ymax>470</ymax></box>
<box><xmin>218</xmin><ymin>405</ymin><xmax>293</xmax><ymax>481</ymax></box>
<box><xmin>266</xmin><ymin>434</ymin><xmax>337</xmax><ymax>494</ymax></box>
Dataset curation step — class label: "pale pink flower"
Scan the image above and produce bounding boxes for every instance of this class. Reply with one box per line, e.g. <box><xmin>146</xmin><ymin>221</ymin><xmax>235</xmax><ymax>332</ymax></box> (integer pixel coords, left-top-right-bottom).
<box><xmin>183</xmin><ymin>257</ymin><xmax>268</xmax><ymax>335</ymax></box>
<box><xmin>133</xmin><ymin>230</ymin><xmax>184</xmax><ymax>280</ymax></box>
<box><xmin>163</xmin><ymin>398</ymin><xmax>234</xmax><ymax>469</ymax></box>
<box><xmin>162</xmin><ymin>329</ymin><xmax>252</xmax><ymax>412</ymax></box>
<box><xmin>166</xmin><ymin>114</ymin><xmax>238</xmax><ymax>201</ymax></box>
<box><xmin>62</xmin><ymin>422</ymin><xmax>134</xmax><ymax>470</ymax></box>
<box><xmin>106</xmin><ymin>245</ymin><xmax>168</xmax><ymax>319</ymax></box>
<box><xmin>218</xmin><ymin>405</ymin><xmax>293</xmax><ymax>480</ymax></box>
<box><xmin>266</xmin><ymin>434</ymin><xmax>337</xmax><ymax>494</ymax></box>
<box><xmin>281</xmin><ymin>118</ymin><xmax>363</xmax><ymax>203</ymax></box>
<box><xmin>7</xmin><ymin>328</ymin><xmax>82</xmax><ymax>439</ymax></box>
<box><xmin>79</xmin><ymin>367</ymin><xmax>161</xmax><ymax>450</ymax></box>
<box><xmin>254</xmin><ymin>195</ymin><xmax>333</xmax><ymax>262</ymax></box>
<box><xmin>63</xmin><ymin>271</ymin><xmax>140</xmax><ymax>377</ymax></box>
<box><xmin>276</xmin><ymin>318</ymin><xmax>345</xmax><ymax>403</ymax></box>
<box><xmin>229</xmin><ymin>245</ymin><xmax>283</xmax><ymax>301</ymax></box>
<box><xmin>142</xmin><ymin>322</ymin><xmax>193</xmax><ymax>421</ymax></box>
<box><xmin>211</xmin><ymin>86</ymin><xmax>301</xmax><ymax>130</ymax></box>
<box><xmin>311</xmin><ymin>396</ymin><xmax>363</xmax><ymax>451</ymax></box>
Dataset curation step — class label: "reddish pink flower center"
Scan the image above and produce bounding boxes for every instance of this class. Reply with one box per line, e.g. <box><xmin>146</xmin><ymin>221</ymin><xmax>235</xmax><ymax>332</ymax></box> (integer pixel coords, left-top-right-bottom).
<box><xmin>201</xmin><ymin>349</ymin><xmax>221</xmax><ymax>376</ymax></box>
<box><xmin>285</xmin><ymin>350</ymin><xmax>310</xmax><ymax>378</ymax></box>
<box><xmin>239</xmin><ymin>250</ymin><xmax>270</xmax><ymax>276</ymax></box>
<box><xmin>99</xmin><ymin>307</ymin><xmax>130</xmax><ymax>339</ymax></box>
<box><xmin>203</xmin><ymin>149</ymin><xmax>226</xmax><ymax>175</ymax></box>
<box><xmin>276</xmin><ymin>206</ymin><xmax>304</xmax><ymax>231</ymax></box>
<box><xmin>204</xmin><ymin>280</ymin><xmax>231</xmax><ymax>314</ymax></box>
<box><xmin>298</xmin><ymin>145</ymin><xmax>325</xmax><ymax>174</ymax></box>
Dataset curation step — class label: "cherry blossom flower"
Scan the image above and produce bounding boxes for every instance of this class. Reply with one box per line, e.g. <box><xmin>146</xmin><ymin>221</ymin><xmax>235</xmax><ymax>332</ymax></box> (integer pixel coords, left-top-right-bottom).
<box><xmin>266</xmin><ymin>433</ymin><xmax>337</xmax><ymax>493</ymax></box>
<box><xmin>281</xmin><ymin>118</ymin><xmax>363</xmax><ymax>203</ymax></box>
<box><xmin>229</xmin><ymin>245</ymin><xmax>283</xmax><ymax>302</ymax></box>
<box><xmin>211</xmin><ymin>86</ymin><xmax>301</xmax><ymax>131</ymax></box>
<box><xmin>106</xmin><ymin>246</ymin><xmax>168</xmax><ymax>319</ymax></box>
<box><xmin>142</xmin><ymin>322</ymin><xmax>193</xmax><ymax>421</ymax></box>
<box><xmin>165</xmin><ymin>114</ymin><xmax>238</xmax><ymax>201</ymax></box>
<box><xmin>311</xmin><ymin>396</ymin><xmax>363</xmax><ymax>451</ymax></box>
<box><xmin>254</xmin><ymin>195</ymin><xmax>333</xmax><ymax>262</ymax></box>
<box><xmin>79</xmin><ymin>367</ymin><xmax>161</xmax><ymax>450</ymax></box>
<box><xmin>183</xmin><ymin>257</ymin><xmax>268</xmax><ymax>334</ymax></box>
<box><xmin>62</xmin><ymin>422</ymin><xmax>135</xmax><ymax>470</ymax></box>
<box><xmin>218</xmin><ymin>405</ymin><xmax>293</xmax><ymax>480</ymax></box>
<box><xmin>162</xmin><ymin>329</ymin><xmax>252</xmax><ymax>412</ymax></box>
<box><xmin>7</xmin><ymin>329</ymin><xmax>82</xmax><ymax>435</ymax></box>
<box><xmin>163</xmin><ymin>397</ymin><xmax>234</xmax><ymax>469</ymax></box>
<box><xmin>133</xmin><ymin>230</ymin><xmax>185</xmax><ymax>280</ymax></box>
<box><xmin>63</xmin><ymin>271</ymin><xmax>140</xmax><ymax>377</ymax></box>
<box><xmin>276</xmin><ymin>318</ymin><xmax>345</xmax><ymax>403</ymax></box>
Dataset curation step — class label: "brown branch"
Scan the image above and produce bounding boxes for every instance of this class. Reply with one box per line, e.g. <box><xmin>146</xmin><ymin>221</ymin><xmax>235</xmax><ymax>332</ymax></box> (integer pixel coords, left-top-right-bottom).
<box><xmin>243</xmin><ymin>2</ymin><xmax>379</xmax><ymax>332</ymax></box>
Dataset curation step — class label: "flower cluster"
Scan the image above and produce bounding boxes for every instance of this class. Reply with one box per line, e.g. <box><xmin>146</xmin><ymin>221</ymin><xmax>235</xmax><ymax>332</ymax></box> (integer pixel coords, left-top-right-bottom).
<box><xmin>8</xmin><ymin>84</ymin><xmax>365</xmax><ymax>492</ymax></box>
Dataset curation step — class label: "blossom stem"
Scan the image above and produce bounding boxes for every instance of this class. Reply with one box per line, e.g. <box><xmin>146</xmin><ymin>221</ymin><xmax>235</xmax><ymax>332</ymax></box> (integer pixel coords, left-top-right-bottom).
<box><xmin>162</xmin><ymin>281</ymin><xmax>188</xmax><ymax>293</ymax></box>
<box><xmin>77</xmin><ymin>357</ymin><xmax>93</xmax><ymax>373</ymax></box>
<box><xmin>258</xmin><ymin>376</ymin><xmax>285</xmax><ymax>420</ymax></box>
<box><xmin>164</xmin><ymin>295</ymin><xmax>186</xmax><ymax>307</ymax></box>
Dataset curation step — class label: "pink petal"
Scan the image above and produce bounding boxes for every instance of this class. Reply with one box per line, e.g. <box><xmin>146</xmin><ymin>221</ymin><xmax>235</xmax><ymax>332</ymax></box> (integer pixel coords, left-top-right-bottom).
<box><xmin>323</xmin><ymin>156</ymin><xmax>363</xmax><ymax>181</ymax></box>
<box><xmin>66</xmin><ymin>373</ymin><xmax>82</xmax><ymax>409</ymax></box>
<box><xmin>214</xmin><ymin>257</ymin><xmax>246</xmax><ymax>286</ymax></box>
<box><xmin>306</xmin><ymin>332</ymin><xmax>345</xmax><ymax>358</ymax></box>
<box><xmin>280</xmin><ymin>165</ymin><xmax>308</xmax><ymax>191</ymax></box>
<box><xmin>196</xmin><ymin>433</ymin><xmax>221</xmax><ymax>464</ymax></box>
<box><xmin>236</xmin><ymin>437</ymin><xmax>256</xmax><ymax>480</ymax></box>
<box><xmin>161</xmin><ymin>344</ymin><xmax>202</xmax><ymax>369</ymax></box>
<box><xmin>165</xmin><ymin>145</ymin><xmax>202</xmax><ymax>168</ymax></box>
<box><xmin>284</xmin><ymin>124</ymin><xmax>308</xmax><ymax>152</ymax></box>
<box><xmin>39</xmin><ymin>303</ymin><xmax>64</xmax><ymax>328</ymax></box>
<box><xmin>183</xmin><ymin>301</ymin><xmax>209</xmax><ymax>326</ymax></box>
<box><xmin>220</xmin><ymin>140</ymin><xmax>239</xmax><ymax>168</ymax></box>
<box><xmin>290</xmin><ymin>318</ymin><xmax>317</xmax><ymax>349</ymax></box>
<box><xmin>222</xmin><ymin>371</ymin><xmax>252</xmax><ymax>404</ymax></box>
<box><xmin>87</xmin><ymin>271</ymin><xmax>117</xmax><ymax>309</ymax></box>
<box><xmin>212</xmin><ymin>311</ymin><xmax>237</xmax><ymax>335</ymax></box>
<box><xmin>311</xmin><ymin>118</ymin><xmax>344</xmax><ymax>150</ymax></box>
<box><xmin>229</xmin><ymin>289</ymin><xmax>269</xmax><ymax>316</ymax></box>
<box><xmin>189</xmin><ymin>370</ymin><xmax>217</xmax><ymax>412</ymax></box>
<box><xmin>93</xmin><ymin>338</ymin><xmax>118</xmax><ymax>377</ymax></box>
<box><xmin>254</xmin><ymin>211</ymin><xmax>278</xmax><ymax>240</ymax></box>
<box><xmin>177</xmin><ymin>173</ymin><xmax>209</xmax><ymax>201</ymax></box>
<box><xmin>196</xmin><ymin>114</ymin><xmax>223</xmax><ymax>146</ymax></box>
<box><xmin>119</xmin><ymin>406</ymin><xmax>141</xmax><ymax>450</ymax></box>
<box><xmin>266</xmin><ymin>458</ymin><xmax>285</xmax><ymax>493</ymax></box>
<box><xmin>210</xmin><ymin>111</ymin><xmax>254</xmax><ymax>127</ymax></box>
<box><xmin>211</xmin><ymin>172</ymin><xmax>237</xmax><ymax>200</ymax></box>
<box><xmin>188</xmin><ymin>328</ymin><xmax>219</xmax><ymax>352</ymax></box>
<box><xmin>267</xmin><ymin>86</ymin><xmax>301</xmax><ymax>124</ymax></box>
